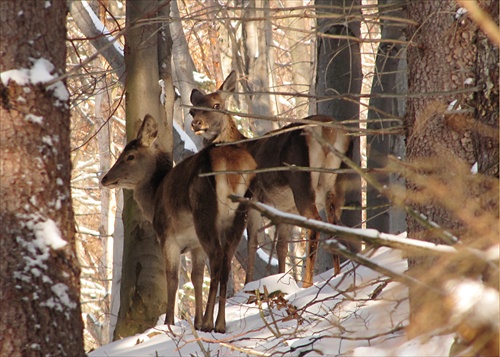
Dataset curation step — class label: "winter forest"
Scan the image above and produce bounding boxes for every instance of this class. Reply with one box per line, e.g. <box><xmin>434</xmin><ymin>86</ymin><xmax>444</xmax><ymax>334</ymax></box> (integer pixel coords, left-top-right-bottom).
<box><xmin>1</xmin><ymin>0</ymin><xmax>499</xmax><ymax>356</ymax></box>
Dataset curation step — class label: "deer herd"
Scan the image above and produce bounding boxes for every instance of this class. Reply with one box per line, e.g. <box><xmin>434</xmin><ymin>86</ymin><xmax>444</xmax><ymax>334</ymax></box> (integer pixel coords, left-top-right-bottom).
<box><xmin>101</xmin><ymin>71</ymin><xmax>351</xmax><ymax>333</ymax></box>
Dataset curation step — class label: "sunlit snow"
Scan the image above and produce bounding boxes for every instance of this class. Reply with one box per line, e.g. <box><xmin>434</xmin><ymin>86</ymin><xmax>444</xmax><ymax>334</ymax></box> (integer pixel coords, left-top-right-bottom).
<box><xmin>89</xmin><ymin>248</ymin><xmax>459</xmax><ymax>356</ymax></box>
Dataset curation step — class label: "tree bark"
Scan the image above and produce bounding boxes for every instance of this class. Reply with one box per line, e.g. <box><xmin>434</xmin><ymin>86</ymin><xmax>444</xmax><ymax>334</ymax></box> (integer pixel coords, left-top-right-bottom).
<box><xmin>405</xmin><ymin>1</ymin><xmax>499</xmax><ymax>354</ymax></box>
<box><xmin>0</xmin><ymin>1</ymin><xmax>85</xmax><ymax>355</ymax></box>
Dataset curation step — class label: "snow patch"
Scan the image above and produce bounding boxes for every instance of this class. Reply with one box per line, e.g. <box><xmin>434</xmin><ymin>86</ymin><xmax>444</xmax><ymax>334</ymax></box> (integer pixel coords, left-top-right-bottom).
<box><xmin>455</xmin><ymin>7</ymin><xmax>468</xmax><ymax>19</ymax></box>
<box><xmin>470</xmin><ymin>162</ymin><xmax>478</xmax><ymax>174</ymax></box>
<box><xmin>1</xmin><ymin>58</ymin><xmax>69</xmax><ymax>104</ymax></box>
<box><xmin>34</xmin><ymin>219</ymin><xmax>67</xmax><ymax>250</ymax></box>
<box><xmin>25</xmin><ymin>114</ymin><xmax>44</xmax><ymax>124</ymax></box>
<box><xmin>173</xmin><ymin>121</ymin><xmax>197</xmax><ymax>154</ymax></box>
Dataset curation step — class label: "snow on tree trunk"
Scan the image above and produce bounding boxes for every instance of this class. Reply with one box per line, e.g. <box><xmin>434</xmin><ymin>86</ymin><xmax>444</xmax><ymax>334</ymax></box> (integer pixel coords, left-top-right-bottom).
<box><xmin>0</xmin><ymin>1</ymin><xmax>85</xmax><ymax>355</ymax></box>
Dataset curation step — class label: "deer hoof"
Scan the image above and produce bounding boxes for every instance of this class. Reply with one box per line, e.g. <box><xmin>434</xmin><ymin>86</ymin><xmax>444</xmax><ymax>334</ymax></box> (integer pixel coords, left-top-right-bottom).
<box><xmin>214</xmin><ymin>325</ymin><xmax>226</xmax><ymax>334</ymax></box>
<box><xmin>200</xmin><ymin>322</ymin><xmax>213</xmax><ymax>332</ymax></box>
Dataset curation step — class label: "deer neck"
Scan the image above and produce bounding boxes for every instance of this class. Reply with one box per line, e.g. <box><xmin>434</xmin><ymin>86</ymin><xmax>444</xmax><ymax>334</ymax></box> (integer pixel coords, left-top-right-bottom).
<box><xmin>210</xmin><ymin>116</ymin><xmax>246</xmax><ymax>144</ymax></box>
<box><xmin>134</xmin><ymin>151</ymin><xmax>172</xmax><ymax>222</ymax></box>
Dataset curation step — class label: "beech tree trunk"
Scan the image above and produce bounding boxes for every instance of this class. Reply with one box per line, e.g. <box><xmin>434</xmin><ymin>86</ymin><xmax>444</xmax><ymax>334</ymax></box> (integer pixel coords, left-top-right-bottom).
<box><xmin>113</xmin><ymin>0</ymin><xmax>172</xmax><ymax>340</ymax></box>
<box><xmin>242</xmin><ymin>0</ymin><xmax>275</xmax><ymax>135</ymax></box>
<box><xmin>0</xmin><ymin>1</ymin><xmax>85</xmax><ymax>355</ymax></box>
<box><xmin>366</xmin><ymin>0</ymin><xmax>407</xmax><ymax>234</ymax></box>
<box><xmin>315</xmin><ymin>0</ymin><xmax>363</xmax><ymax>274</ymax></box>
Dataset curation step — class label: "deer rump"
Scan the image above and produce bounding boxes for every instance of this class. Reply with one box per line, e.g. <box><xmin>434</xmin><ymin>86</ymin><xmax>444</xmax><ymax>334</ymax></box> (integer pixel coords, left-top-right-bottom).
<box><xmin>239</xmin><ymin>120</ymin><xmax>348</xmax><ymax>287</ymax></box>
<box><xmin>101</xmin><ymin>115</ymin><xmax>256</xmax><ymax>333</ymax></box>
<box><xmin>190</xmin><ymin>72</ymin><xmax>350</xmax><ymax>287</ymax></box>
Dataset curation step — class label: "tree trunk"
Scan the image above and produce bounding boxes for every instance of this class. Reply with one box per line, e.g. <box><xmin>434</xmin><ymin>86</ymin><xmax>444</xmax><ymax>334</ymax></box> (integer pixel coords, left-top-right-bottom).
<box><xmin>170</xmin><ymin>0</ymin><xmax>203</xmax><ymax>150</ymax></box>
<box><xmin>405</xmin><ymin>1</ymin><xmax>498</xmax><ymax>354</ymax></box>
<box><xmin>283</xmin><ymin>0</ymin><xmax>313</xmax><ymax>119</ymax></box>
<box><xmin>242</xmin><ymin>0</ymin><xmax>275</xmax><ymax>135</ymax></box>
<box><xmin>113</xmin><ymin>0</ymin><xmax>171</xmax><ymax>339</ymax></box>
<box><xmin>0</xmin><ymin>1</ymin><xmax>85</xmax><ymax>355</ymax></box>
<box><xmin>366</xmin><ymin>0</ymin><xmax>407</xmax><ymax>234</ymax></box>
<box><xmin>315</xmin><ymin>0</ymin><xmax>363</xmax><ymax>274</ymax></box>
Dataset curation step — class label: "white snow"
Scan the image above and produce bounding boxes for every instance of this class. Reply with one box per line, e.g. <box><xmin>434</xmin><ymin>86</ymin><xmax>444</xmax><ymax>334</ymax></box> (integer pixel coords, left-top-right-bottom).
<box><xmin>455</xmin><ymin>7</ymin><xmax>468</xmax><ymax>19</ymax></box>
<box><xmin>25</xmin><ymin>114</ymin><xmax>44</xmax><ymax>124</ymax></box>
<box><xmin>1</xmin><ymin>57</ymin><xmax>69</xmax><ymax>104</ymax></box>
<box><xmin>464</xmin><ymin>77</ymin><xmax>474</xmax><ymax>85</ymax></box>
<box><xmin>470</xmin><ymin>162</ymin><xmax>478</xmax><ymax>174</ymax></box>
<box><xmin>34</xmin><ymin>219</ymin><xmax>67</xmax><ymax>250</ymax></box>
<box><xmin>447</xmin><ymin>99</ymin><xmax>458</xmax><ymax>111</ymax></box>
<box><xmin>193</xmin><ymin>71</ymin><xmax>213</xmax><ymax>85</ymax></box>
<box><xmin>89</xmin><ymin>247</ymin><xmax>461</xmax><ymax>356</ymax></box>
<box><xmin>173</xmin><ymin>121</ymin><xmax>197</xmax><ymax>154</ymax></box>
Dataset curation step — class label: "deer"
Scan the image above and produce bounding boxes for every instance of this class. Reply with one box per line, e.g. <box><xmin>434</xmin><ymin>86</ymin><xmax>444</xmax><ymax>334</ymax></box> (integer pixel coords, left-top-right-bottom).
<box><xmin>190</xmin><ymin>71</ymin><xmax>351</xmax><ymax>288</ymax></box>
<box><xmin>101</xmin><ymin>114</ymin><xmax>256</xmax><ymax>333</ymax></box>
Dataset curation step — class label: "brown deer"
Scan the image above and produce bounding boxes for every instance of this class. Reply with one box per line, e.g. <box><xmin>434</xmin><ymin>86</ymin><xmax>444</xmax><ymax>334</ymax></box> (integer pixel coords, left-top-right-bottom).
<box><xmin>101</xmin><ymin>114</ymin><xmax>256</xmax><ymax>333</ymax></box>
<box><xmin>190</xmin><ymin>71</ymin><xmax>351</xmax><ymax>288</ymax></box>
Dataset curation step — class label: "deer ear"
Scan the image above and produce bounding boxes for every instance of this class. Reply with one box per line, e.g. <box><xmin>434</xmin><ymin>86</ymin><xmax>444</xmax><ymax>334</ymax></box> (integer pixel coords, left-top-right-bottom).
<box><xmin>190</xmin><ymin>89</ymin><xmax>205</xmax><ymax>106</ymax></box>
<box><xmin>137</xmin><ymin>114</ymin><xmax>158</xmax><ymax>147</ymax></box>
<box><xmin>218</xmin><ymin>71</ymin><xmax>237</xmax><ymax>100</ymax></box>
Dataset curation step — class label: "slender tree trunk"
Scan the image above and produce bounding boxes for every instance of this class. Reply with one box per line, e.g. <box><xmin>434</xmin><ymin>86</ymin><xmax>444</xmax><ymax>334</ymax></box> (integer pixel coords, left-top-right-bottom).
<box><xmin>113</xmin><ymin>0</ymin><xmax>171</xmax><ymax>339</ymax></box>
<box><xmin>170</xmin><ymin>0</ymin><xmax>203</xmax><ymax>150</ymax></box>
<box><xmin>243</xmin><ymin>0</ymin><xmax>274</xmax><ymax>134</ymax></box>
<box><xmin>283</xmin><ymin>0</ymin><xmax>313</xmax><ymax>119</ymax></box>
<box><xmin>366</xmin><ymin>0</ymin><xmax>406</xmax><ymax>234</ymax></box>
<box><xmin>315</xmin><ymin>0</ymin><xmax>363</xmax><ymax>274</ymax></box>
<box><xmin>0</xmin><ymin>1</ymin><xmax>85</xmax><ymax>355</ymax></box>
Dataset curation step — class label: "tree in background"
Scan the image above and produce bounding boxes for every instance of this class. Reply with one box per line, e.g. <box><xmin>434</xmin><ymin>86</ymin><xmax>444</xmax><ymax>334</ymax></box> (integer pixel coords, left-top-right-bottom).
<box><xmin>0</xmin><ymin>1</ymin><xmax>85</xmax><ymax>356</ymax></box>
<box><xmin>366</xmin><ymin>0</ymin><xmax>407</xmax><ymax>234</ymax></box>
<box><xmin>315</xmin><ymin>0</ymin><xmax>363</xmax><ymax>272</ymax></box>
<box><xmin>112</xmin><ymin>0</ymin><xmax>175</xmax><ymax>339</ymax></box>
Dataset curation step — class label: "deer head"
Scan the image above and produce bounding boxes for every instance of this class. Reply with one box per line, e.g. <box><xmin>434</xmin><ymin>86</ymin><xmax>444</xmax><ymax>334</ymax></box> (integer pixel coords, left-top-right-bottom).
<box><xmin>190</xmin><ymin>71</ymin><xmax>239</xmax><ymax>143</ymax></box>
<box><xmin>101</xmin><ymin>115</ymin><xmax>171</xmax><ymax>221</ymax></box>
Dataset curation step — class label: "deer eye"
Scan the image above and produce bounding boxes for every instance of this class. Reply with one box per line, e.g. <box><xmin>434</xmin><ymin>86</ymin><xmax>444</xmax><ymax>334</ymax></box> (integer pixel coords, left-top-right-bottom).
<box><xmin>213</xmin><ymin>103</ymin><xmax>220</xmax><ymax>110</ymax></box>
<box><xmin>126</xmin><ymin>154</ymin><xmax>135</xmax><ymax>161</ymax></box>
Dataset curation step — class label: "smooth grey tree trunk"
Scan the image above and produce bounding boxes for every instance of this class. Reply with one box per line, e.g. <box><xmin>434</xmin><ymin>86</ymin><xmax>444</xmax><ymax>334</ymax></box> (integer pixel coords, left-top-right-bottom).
<box><xmin>315</xmin><ymin>0</ymin><xmax>363</xmax><ymax>274</ymax></box>
<box><xmin>113</xmin><ymin>0</ymin><xmax>172</xmax><ymax>340</ymax></box>
<box><xmin>366</xmin><ymin>0</ymin><xmax>406</xmax><ymax>234</ymax></box>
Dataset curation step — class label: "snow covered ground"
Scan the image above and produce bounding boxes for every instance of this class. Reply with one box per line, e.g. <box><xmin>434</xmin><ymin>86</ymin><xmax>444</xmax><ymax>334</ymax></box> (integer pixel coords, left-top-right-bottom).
<box><xmin>89</xmin><ymin>247</ymin><xmax>457</xmax><ymax>356</ymax></box>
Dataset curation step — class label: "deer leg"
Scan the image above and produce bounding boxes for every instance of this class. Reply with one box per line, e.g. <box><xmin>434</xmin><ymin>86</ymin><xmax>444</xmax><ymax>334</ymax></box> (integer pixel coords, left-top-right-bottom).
<box><xmin>245</xmin><ymin>208</ymin><xmax>261</xmax><ymax>284</ymax></box>
<box><xmin>214</xmin><ymin>204</ymin><xmax>247</xmax><ymax>333</ymax></box>
<box><xmin>163</xmin><ymin>241</ymin><xmax>181</xmax><ymax>325</ymax></box>
<box><xmin>303</xmin><ymin>228</ymin><xmax>320</xmax><ymax>288</ymax></box>
<box><xmin>190</xmin><ymin>248</ymin><xmax>206</xmax><ymax>330</ymax></box>
<box><xmin>326</xmin><ymin>188</ymin><xmax>345</xmax><ymax>276</ymax></box>
<box><xmin>193</xmin><ymin>215</ymin><xmax>222</xmax><ymax>332</ymax></box>
<box><xmin>276</xmin><ymin>224</ymin><xmax>290</xmax><ymax>274</ymax></box>
<box><xmin>201</xmin><ymin>250</ymin><xmax>221</xmax><ymax>332</ymax></box>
